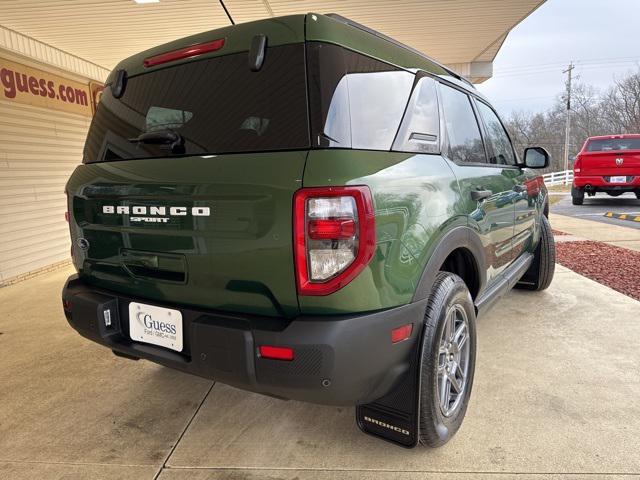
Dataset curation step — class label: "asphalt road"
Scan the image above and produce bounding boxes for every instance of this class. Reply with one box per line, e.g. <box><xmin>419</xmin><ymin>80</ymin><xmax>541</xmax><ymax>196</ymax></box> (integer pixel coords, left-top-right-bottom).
<box><xmin>551</xmin><ymin>191</ymin><xmax>640</xmax><ymax>229</ymax></box>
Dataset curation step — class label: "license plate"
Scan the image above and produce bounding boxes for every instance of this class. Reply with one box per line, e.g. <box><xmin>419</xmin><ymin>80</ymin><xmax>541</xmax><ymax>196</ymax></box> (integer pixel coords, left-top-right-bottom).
<box><xmin>610</xmin><ymin>176</ymin><xmax>627</xmax><ymax>183</ymax></box>
<box><xmin>129</xmin><ymin>302</ymin><xmax>183</xmax><ymax>352</ymax></box>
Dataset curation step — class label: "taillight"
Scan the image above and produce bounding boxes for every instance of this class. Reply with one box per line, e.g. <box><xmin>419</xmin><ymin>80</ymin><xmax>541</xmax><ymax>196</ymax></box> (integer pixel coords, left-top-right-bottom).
<box><xmin>574</xmin><ymin>155</ymin><xmax>582</xmax><ymax>174</ymax></box>
<box><xmin>143</xmin><ymin>38</ymin><xmax>225</xmax><ymax>68</ymax></box>
<box><xmin>293</xmin><ymin>186</ymin><xmax>375</xmax><ymax>296</ymax></box>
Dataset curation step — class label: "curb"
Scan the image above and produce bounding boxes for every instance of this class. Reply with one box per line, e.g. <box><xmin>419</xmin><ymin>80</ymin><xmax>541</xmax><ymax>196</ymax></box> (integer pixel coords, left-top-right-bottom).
<box><xmin>604</xmin><ymin>212</ymin><xmax>640</xmax><ymax>223</ymax></box>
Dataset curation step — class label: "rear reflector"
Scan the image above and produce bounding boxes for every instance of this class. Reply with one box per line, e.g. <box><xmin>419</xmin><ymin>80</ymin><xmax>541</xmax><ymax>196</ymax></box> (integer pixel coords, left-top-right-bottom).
<box><xmin>64</xmin><ymin>211</ymin><xmax>69</xmax><ymax>222</ymax></box>
<box><xmin>144</xmin><ymin>38</ymin><xmax>225</xmax><ymax>67</ymax></box>
<box><xmin>258</xmin><ymin>345</ymin><xmax>294</xmax><ymax>361</ymax></box>
<box><xmin>391</xmin><ymin>324</ymin><xmax>413</xmax><ymax>344</ymax></box>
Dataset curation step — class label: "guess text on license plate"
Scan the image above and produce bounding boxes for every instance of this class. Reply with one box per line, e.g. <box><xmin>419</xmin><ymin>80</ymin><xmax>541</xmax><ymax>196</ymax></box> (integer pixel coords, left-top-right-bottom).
<box><xmin>129</xmin><ymin>302</ymin><xmax>183</xmax><ymax>352</ymax></box>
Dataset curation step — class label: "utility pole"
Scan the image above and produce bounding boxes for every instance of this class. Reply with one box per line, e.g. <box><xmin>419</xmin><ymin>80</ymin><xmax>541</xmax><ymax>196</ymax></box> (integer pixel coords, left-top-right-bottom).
<box><xmin>562</xmin><ymin>62</ymin><xmax>574</xmax><ymax>184</ymax></box>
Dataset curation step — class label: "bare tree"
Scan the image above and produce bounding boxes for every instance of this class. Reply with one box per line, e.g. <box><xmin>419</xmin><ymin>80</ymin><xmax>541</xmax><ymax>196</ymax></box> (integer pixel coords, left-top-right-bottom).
<box><xmin>601</xmin><ymin>72</ymin><xmax>640</xmax><ymax>133</ymax></box>
<box><xmin>503</xmin><ymin>69</ymin><xmax>640</xmax><ymax>172</ymax></box>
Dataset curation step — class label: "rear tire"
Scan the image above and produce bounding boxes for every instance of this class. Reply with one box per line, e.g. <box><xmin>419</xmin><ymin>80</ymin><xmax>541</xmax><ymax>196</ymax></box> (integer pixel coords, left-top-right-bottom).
<box><xmin>571</xmin><ymin>185</ymin><xmax>584</xmax><ymax>205</ymax></box>
<box><xmin>516</xmin><ymin>215</ymin><xmax>555</xmax><ymax>291</ymax></box>
<box><xmin>418</xmin><ymin>272</ymin><xmax>476</xmax><ymax>448</ymax></box>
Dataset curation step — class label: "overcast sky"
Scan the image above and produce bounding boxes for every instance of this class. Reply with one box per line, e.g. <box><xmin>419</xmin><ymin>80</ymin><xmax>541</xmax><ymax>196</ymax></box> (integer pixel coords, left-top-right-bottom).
<box><xmin>476</xmin><ymin>0</ymin><xmax>640</xmax><ymax>118</ymax></box>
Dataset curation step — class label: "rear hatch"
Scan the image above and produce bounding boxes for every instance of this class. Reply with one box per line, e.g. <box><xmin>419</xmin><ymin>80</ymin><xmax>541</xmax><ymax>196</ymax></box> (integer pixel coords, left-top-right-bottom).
<box><xmin>66</xmin><ymin>21</ymin><xmax>309</xmax><ymax>318</ymax></box>
<box><xmin>580</xmin><ymin>137</ymin><xmax>640</xmax><ymax>178</ymax></box>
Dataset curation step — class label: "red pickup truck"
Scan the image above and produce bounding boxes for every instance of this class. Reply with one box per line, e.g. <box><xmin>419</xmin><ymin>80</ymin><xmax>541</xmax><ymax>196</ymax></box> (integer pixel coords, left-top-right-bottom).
<box><xmin>572</xmin><ymin>134</ymin><xmax>640</xmax><ymax>205</ymax></box>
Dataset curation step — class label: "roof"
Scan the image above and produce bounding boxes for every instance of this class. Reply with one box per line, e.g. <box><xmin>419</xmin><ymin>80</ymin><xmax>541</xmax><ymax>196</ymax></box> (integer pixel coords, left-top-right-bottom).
<box><xmin>108</xmin><ymin>13</ymin><xmax>478</xmax><ymax>97</ymax></box>
<box><xmin>323</xmin><ymin>14</ymin><xmax>473</xmax><ymax>87</ymax></box>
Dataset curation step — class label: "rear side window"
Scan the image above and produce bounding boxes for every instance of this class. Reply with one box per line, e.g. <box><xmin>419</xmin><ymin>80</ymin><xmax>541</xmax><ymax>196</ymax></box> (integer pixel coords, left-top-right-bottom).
<box><xmin>393</xmin><ymin>76</ymin><xmax>440</xmax><ymax>154</ymax></box>
<box><xmin>307</xmin><ymin>42</ymin><xmax>414</xmax><ymax>151</ymax></box>
<box><xmin>587</xmin><ymin>138</ymin><xmax>640</xmax><ymax>151</ymax></box>
<box><xmin>439</xmin><ymin>84</ymin><xmax>486</xmax><ymax>164</ymax></box>
<box><xmin>476</xmin><ymin>101</ymin><xmax>517</xmax><ymax>166</ymax></box>
<box><xmin>84</xmin><ymin>44</ymin><xmax>309</xmax><ymax>163</ymax></box>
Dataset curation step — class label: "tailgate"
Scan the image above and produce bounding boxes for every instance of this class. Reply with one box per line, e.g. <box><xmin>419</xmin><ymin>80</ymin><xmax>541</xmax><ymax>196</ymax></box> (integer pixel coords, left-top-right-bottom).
<box><xmin>581</xmin><ymin>151</ymin><xmax>640</xmax><ymax>176</ymax></box>
<box><xmin>66</xmin><ymin>153</ymin><xmax>306</xmax><ymax>318</ymax></box>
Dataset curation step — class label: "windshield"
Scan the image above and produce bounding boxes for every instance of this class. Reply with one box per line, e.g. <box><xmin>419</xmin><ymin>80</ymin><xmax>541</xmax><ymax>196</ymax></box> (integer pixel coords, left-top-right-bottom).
<box><xmin>84</xmin><ymin>43</ymin><xmax>309</xmax><ymax>163</ymax></box>
<box><xmin>586</xmin><ymin>138</ymin><xmax>640</xmax><ymax>152</ymax></box>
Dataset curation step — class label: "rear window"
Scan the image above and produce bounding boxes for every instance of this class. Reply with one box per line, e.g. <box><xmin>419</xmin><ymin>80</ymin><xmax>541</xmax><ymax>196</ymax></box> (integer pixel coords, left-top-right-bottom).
<box><xmin>84</xmin><ymin>44</ymin><xmax>309</xmax><ymax>163</ymax></box>
<box><xmin>86</xmin><ymin>41</ymin><xmax>451</xmax><ymax>162</ymax></box>
<box><xmin>306</xmin><ymin>42</ymin><xmax>415</xmax><ymax>150</ymax></box>
<box><xmin>586</xmin><ymin>138</ymin><xmax>640</xmax><ymax>152</ymax></box>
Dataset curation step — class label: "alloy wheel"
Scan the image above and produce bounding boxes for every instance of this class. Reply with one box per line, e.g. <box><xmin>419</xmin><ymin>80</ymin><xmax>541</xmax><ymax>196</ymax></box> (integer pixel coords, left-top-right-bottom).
<box><xmin>436</xmin><ymin>303</ymin><xmax>470</xmax><ymax>417</ymax></box>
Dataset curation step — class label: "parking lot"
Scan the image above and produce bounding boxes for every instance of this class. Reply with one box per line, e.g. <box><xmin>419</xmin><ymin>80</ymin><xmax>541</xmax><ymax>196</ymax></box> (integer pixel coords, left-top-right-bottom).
<box><xmin>2</xmin><ymin>262</ymin><xmax>640</xmax><ymax>479</ymax></box>
<box><xmin>552</xmin><ymin>192</ymin><xmax>640</xmax><ymax>229</ymax></box>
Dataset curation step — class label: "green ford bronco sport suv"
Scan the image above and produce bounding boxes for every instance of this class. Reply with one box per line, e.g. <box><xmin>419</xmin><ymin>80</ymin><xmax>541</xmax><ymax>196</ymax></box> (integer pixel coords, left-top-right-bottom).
<box><xmin>62</xmin><ymin>13</ymin><xmax>555</xmax><ymax>448</ymax></box>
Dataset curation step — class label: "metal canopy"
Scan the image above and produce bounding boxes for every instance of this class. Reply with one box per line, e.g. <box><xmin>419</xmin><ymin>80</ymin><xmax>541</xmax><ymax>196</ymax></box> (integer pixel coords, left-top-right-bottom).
<box><xmin>0</xmin><ymin>0</ymin><xmax>545</xmax><ymax>83</ymax></box>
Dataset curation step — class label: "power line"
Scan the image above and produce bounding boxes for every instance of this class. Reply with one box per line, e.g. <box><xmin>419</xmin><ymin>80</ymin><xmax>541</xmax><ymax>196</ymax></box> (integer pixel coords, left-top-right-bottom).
<box><xmin>576</xmin><ymin>61</ymin><xmax>640</xmax><ymax>72</ymax></box>
<box><xmin>491</xmin><ymin>59</ymin><xmax>640</xmax><ymax>79</ymax></box>
<box><xmin>493</xmin><ymin>55</ymin><xmax>640</xmax><ymax>74</ymax></box>
<box><xmin>492</xmin><ymin>95</ymin><xmax>559</xmax><ymax>103</ymax></box>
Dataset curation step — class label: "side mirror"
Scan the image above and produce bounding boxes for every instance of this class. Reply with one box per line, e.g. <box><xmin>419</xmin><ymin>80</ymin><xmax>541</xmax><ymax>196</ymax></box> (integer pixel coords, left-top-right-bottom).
<box><xmin>523</xmin><ymin>147</ymin><xmax>550</xmax><ymax>169</ymax></box>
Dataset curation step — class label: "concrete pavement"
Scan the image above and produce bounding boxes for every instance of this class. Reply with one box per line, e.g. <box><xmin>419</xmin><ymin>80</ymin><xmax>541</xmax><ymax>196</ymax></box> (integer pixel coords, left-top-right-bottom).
<box><xmin>550</xmin><ymin>212</ymin><xmax>640</xmax><ymax>251</ymax></box>
<box><xmin>1</xmin><ymin>265</ymin><xmax>640</xmax><ymax>479</ymax></box>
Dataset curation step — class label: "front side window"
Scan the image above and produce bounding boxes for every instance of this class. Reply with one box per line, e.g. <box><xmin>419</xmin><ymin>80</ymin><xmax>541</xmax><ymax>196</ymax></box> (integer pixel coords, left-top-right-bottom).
<box><xmin>307</xmin><ymin>43</ymin><xmax>414</xmax><ymax>151</ymax></box>
<box><xmin>439</xmin><ymin>84</ymin><xmax>486</xmax><ymax>164</ymax></box>
<box><xmin>476</xmin><ymin>101</ymin><xmax>517</xmax><ymax>166</ymax></box>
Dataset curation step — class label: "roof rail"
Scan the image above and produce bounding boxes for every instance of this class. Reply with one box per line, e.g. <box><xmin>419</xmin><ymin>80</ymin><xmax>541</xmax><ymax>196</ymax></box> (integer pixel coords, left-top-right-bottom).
<box><xmin>325</xmin><ymin>13</ymin><xmax>474</xmax><ymax>88</ymax></box>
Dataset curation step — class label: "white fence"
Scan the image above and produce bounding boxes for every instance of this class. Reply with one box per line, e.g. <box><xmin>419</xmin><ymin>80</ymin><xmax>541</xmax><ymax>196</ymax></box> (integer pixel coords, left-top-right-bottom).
<box><xmin>542</xmin><ymin>170</ymin><xmax>573</xmax><ymax>186</ymax></box>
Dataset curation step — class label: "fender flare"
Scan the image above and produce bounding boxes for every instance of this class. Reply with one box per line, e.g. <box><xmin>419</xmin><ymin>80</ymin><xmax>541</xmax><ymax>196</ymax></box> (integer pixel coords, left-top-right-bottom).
<box><xmin>411</xmin><ymin>226</ymin><xmax>487</xmax><ymax>303</ymax></box>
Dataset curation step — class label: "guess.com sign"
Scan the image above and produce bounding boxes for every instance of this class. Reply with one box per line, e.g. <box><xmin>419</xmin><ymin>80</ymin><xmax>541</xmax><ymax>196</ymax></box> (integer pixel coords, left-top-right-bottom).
<box><xmin>0</xmin><ymin>55</ymin><xmax>95</xmax><ymax>117</ymax></box>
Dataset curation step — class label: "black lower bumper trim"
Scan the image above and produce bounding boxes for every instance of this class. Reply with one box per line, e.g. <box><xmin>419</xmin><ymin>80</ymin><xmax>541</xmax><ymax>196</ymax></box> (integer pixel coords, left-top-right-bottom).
<box><xmin>62</xmin><ymin>274</ymin><xmax>426</xmax><ymax>406</ymax></box>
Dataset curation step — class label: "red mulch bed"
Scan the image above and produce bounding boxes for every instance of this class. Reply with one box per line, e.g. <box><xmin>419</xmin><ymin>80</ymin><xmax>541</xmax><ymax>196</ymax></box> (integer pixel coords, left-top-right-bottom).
<box><xmin>555</xmin><ymin>240</ymin><xmax>640</xmax><ymax>301</ymax></box>
<box><xmin>553</xmin><ymin>229</ymin><xmax>569</xmax><ymax>236</ymax></box>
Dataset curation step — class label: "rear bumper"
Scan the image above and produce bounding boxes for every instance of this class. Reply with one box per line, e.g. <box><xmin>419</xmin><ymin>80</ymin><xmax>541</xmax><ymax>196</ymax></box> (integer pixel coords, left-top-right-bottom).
<box><xmin>573</xmin><ymin>175</ymin><xmax>640</xmax><ymax>189</ymax></box>
<box><xmin>62</xmin><ymin>274</ymin><xmax>425</xmax><ymax>406</ymax></box>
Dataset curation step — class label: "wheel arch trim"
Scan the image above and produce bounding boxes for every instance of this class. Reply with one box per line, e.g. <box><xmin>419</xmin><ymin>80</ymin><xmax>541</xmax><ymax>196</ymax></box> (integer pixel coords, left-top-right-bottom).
<box><xmin>411</xmin><ymin>226</ymin><xmax>487</xmax><ymax>304</ymax></box>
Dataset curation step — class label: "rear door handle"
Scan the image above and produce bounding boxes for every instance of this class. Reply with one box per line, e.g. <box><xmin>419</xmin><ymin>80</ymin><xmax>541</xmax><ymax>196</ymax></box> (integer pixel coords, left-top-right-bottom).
<box><xmin>471</xmin><ymin>189</ymin><xmax>492</xmax><ymax>201</ymax></box>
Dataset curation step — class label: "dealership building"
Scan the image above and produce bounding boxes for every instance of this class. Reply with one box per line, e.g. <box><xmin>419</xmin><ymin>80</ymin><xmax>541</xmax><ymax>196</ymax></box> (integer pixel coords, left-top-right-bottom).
<box><xmin>0</xmin><ymin>0</ymin><xmax>544</xmax><ymax>286</ymax></box>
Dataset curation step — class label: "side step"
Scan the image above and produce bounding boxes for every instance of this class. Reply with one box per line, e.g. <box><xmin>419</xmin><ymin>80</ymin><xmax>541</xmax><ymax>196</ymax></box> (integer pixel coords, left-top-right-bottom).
<box><xmin>355</xmin><ymin>345</ymin><xmax>422</xmax><ymax>448</ymax></box>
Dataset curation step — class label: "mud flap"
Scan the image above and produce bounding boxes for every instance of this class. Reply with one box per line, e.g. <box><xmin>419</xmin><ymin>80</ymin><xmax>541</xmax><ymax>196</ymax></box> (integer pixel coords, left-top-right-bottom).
<box><xmin>355</xmin><ymin>339</ymin><xmax>422</xmax><ymax>448</ymax></box>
